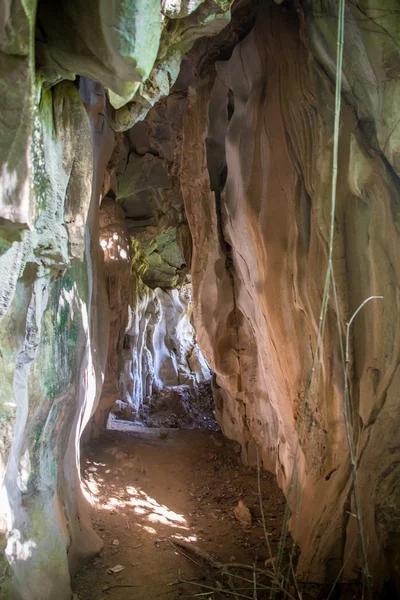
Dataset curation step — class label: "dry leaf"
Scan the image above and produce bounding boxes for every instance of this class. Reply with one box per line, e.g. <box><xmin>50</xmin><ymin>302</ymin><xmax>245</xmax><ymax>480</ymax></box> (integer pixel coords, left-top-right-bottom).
<box><xmin>233</xmin><ymin>500</ymin><xmax>252</xmax><ymax>527</ymax></box>
<box><xmin>264</xmin><ymin>556</ymin><xmax>276</xmax><ymax>567</ymax></box>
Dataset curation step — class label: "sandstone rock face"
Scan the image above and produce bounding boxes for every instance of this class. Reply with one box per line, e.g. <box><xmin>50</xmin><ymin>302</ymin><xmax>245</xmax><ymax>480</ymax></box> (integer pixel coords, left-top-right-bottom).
<box><xmin>119</xmin><ymin>284</ymin><xmax>210</xmax><ymax>419</ymax></box>
<box><xmin>0</xmin><ymin>77</ymin><xmax>112</xmax><ymax>599</ymax></box>
<box><xmin>0</xmin><ymin>0</ymin><xmax>36</xmax><ymax>246</ymax></box>
<box><xmin>181</xmin><ymin>0</ymin><xmax>400</xmax><ymax>590</ymax></box>
<box><xmin>1</xmin><ymin>0</ymin><xmax>400</xmax><ymax>597</ymax></box>
<box><xmin>0</xmin><ymin>1</ymin><xmax>232</xmax><ymax>596</ymax></box>
<box><xmin>81</xmin><ymin>194</ymin><xmax>210</xmax><ymax>438</ymax></box>
<box><xmin>82</xmin><ymin>198</ymin><xmax>132</xmax><ymax>441</ymax></box>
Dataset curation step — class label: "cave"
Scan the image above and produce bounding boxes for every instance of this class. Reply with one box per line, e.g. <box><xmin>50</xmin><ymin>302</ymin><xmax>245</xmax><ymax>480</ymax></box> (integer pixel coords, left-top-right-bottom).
<box><xmin>1</xmin><ymin>0</ymin><xmax>400</xmax><ymax>599</ymax></box>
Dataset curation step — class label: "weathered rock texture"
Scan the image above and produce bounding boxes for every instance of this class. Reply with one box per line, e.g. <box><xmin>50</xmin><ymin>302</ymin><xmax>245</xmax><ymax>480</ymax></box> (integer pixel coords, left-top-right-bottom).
<box><xmin>0</xmin><ymin>76</ymin><xmax>112</xmax><ymax>599</ymax></box>
<box><xmin>85</xmin><ymin>215</ymin><xmax>211</xmax><ymax>435</ymax></box>
<box><xmin>181</xmin><ymin>0</ymin><xmax>400</xmax><ymax>591</ymax></box>
<box><xmin>120</xmin><ymin>284</ymin><xmax>210</xmax><ymax>414</ymax></box>
<box><xmin>1</xmin><ymin>0</ymin><xmax>400</xmax><ymax>598</ymax></box>
<box><xmin>82</xmin><ymin>198</ymin><xmax>132</xmax><ymax>440</ymax></box>
<box><xmin>0</xmin><ymin>2</ymin><xmax>232</xmax><ymax>598</ymax></box>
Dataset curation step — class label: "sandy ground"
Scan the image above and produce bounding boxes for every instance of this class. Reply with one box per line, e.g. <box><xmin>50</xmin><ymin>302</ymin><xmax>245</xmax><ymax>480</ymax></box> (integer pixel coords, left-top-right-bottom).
<box><xmin>73</xmin><ymin>426</ymin><xmax>290</xmax><ymax>600</ymax></box>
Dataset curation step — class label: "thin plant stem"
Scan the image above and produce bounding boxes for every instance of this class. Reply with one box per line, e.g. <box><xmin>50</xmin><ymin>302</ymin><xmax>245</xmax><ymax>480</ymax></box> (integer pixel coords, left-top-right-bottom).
<box><xmin>253</xmin><ymin>564</ymin><xmax>257</xmax><ymax>600</ymax></box>
<box><xmin>256</xmin><ymin>444</ymin><xmax>275</xmax><ymax>568</ymax></box>
<box><xmin>343</xmin><ymin>295</ymin><xmax>382</xmax><ymax>591</ymax></box>
<box><xmin>326</xmin><ymin>538</ymin><xmax>357</xmax><ymax>600</ymax></box>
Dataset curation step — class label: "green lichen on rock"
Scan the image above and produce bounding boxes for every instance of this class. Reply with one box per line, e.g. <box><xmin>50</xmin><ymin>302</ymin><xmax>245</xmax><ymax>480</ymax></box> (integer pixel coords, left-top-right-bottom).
<box><xmin>131</xmin><ymin>238</ymin><xmax>151</xmax><ymax>279</ymax></box>
<box><xmin>38</xmin><ymin>263</ymin><xmax>87</xmax><ymax>402</ymax></box>
<box><xmin>30</xmin><ymin>82</ymin><xmax>92</xmax><ymax>267</ymax></box>
<box><xmin>131</xmin><ymin>228</ymin><xmax>185</xmax><ymax>289</ymax></box>
<box><xmin>0</xmin><ymin>0</ymin><xmax>38</xmax><ymax>247</ymax></box>
<box><xmin>37</xmin><ymin>0</ymin><xmax>163</xmax><ymax>109</ymax></box>
<box><xmin>11</xmin><ymin>494</ymin><xmax>71</xmax><ymax>597</ymax></box>
<box><xmin>0</xmin><ymin>536</ymin><xmax>12</xmax><ymax>599</ymax></box>
<box><xmin>112</xmin><ymin>1</ymin><xmax>233</xmax><ymax>130</ymax></box>
<box><xmin>107</xmin><ymin>0</ymin><xmax>163</xmax><ymax>108</ymax></box>
<box><xmin>117</xmin><ymin>152</ymin><xmax>168</xmax><ymax>201</ymax></box>
<box><xmin>154</xmin><ymin>229</ymin><xmax>184</xmax><ymax>269</ymax></box>
<box><xmin>18</xmin><ymin>261</ymin><xmax>89</xmax><ymax>500</ymax></box>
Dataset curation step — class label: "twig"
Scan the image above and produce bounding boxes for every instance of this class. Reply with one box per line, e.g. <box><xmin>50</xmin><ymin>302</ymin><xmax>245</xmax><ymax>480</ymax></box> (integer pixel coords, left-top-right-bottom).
<box><xmin>102</xmin><ymin>583</ymin><xmax>140</xmax><ymax>592</ymax></box>
<box><xmin>326</xmin><ymin>538</ymin><xmax>357</xmax><ymax>600</ymax></box>
<box><xmin>253</xmin><ymin>563</ymin><xmax>257</xmax><ymax>600</ymax></box>
<box><xmin>169</xmin><ymin>540</ymin><xmax>205</xmax><ymax>568</ymax></box>
<box><xmin>179</xmin><ymin>594</ymin><xmax>217</xmax><ymax>598</ymax></box>
<box><xmin>167</xmin><ymin>578</ymin><xmax>199</xmax><ymax>587</ymax></box>
<box><xmin>220</xmin><ymin>571</ymin><xmax>271</xmax><ymax>589</ymax></box>
<box><xmin>289</xmin><ymin>560</ymin><xmax>301</xmax><ymax>600</ymax></box>
<box><xmin>171</xmin><ymin>539</ymin><xmax>298</xmax><ymax>599</ymax></box>
<box><xmin>223</xmin><ymin>564</ymin><xmax>274</xmax><ymax>577</ymax></box>
<box><xmin>180</xmin><ymin>575</ymin><xmax>297</xmax><ymax>600</ymax></box>
<box><xmin>178</xmin><ymin>578</ymin><xmax>254</xmax><ymax>599</ymax></box>
<box><xmin>172</xmin><ymin>540</ymin><xmax>275</xmax><ymax>577</ymax></box>
<box><xmin>256</xmin><ymin>444</ymin><xmax>275</xmax><ymax>570</ymax></box>
<box><xmin>227</xmin><ymin>573</ymin><xmax>241</xmax><ymax>600</ymax></box>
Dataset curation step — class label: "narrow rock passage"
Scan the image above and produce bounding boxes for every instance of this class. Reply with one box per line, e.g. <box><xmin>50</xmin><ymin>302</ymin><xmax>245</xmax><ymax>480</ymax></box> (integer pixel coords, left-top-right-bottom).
<box><xmin>73</xmin><ymin>427</ymin><xmax>289</xmax><ymax>599</ymax></box>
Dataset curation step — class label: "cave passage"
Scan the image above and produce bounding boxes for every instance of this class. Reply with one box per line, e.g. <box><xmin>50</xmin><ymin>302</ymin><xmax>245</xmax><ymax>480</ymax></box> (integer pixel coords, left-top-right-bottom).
<box><xmin>1</xmin><ymin>1</ymin><xmax>400</xmax><ymax>599</ymax></box>
<box><xmin>73</xmin><ymin>426</ymin><xmax>290</xmax><ymax>600</ymax></box>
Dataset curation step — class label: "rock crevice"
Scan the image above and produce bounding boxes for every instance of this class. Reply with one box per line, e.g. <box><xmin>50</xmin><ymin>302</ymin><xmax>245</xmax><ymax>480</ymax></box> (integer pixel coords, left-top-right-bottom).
<box><xmin>1</xmin><ymin>0</ymin><xmax>400</xmax><ymax>597</ymax></box>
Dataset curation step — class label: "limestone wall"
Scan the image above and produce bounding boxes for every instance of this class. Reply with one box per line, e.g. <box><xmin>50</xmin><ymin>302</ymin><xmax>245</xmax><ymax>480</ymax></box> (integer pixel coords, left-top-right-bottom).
<box><xmin>0</xmin><ymin>2</ymin><xmax>232</xmax><ymax>597</ymax></box>
<box><xmin>1</xmin><ymin>0</ymin><xmax>400</xmax><ymax>597</ymax></box>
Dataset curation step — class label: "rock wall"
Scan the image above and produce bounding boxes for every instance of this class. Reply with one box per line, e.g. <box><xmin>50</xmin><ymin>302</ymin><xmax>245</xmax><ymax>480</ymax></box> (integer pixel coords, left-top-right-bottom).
<box><xmin>82</xmin><ymin>196</ymin><xmax>210</xmax><ymax>436</ymax></box>
<box><xmin>94</xmin><ymin>58</ymin><xmax>211</xmax><ymax>429</ymax></box>
<box><xmin>1</xmin><ymin>0</ymin><xmax>400</xmax><ymax>597</ymax></box>
<box><xmin>181</xmin><ymin>0</ymin><xmax>400</xmax><ymax>591</ymax></box>
<box><xmin>0</xmin><ymin>2</ymin><xmax>232</xmax><ymax>598</ymax></box>
<box><xmin>82</xmin><ymin>198</ymin><xmax>132</xmax><ymax>440</ymax></box>
<box><xmin>119</xmin><ymin>283</ymin><xmax>211</xmax><ymax>418</ymax></box>
<box><xmin>0</xmin><ymin>77</ymin><xmax>113</xmax><ymax>599</ymax></box>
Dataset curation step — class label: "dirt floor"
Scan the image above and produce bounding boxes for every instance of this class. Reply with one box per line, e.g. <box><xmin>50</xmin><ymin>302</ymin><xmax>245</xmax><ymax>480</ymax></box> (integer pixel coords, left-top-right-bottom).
<box><xmin>73</xmin><ymin>425</ymin><xmax>292</xmax><ymax>600</ymax></box>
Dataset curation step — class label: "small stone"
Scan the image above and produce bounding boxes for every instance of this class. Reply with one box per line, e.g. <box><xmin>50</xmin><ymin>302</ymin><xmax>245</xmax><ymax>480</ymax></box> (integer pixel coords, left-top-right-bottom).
<box><xmin>108</xmin><ymin>564</ymin><xmax>125</xmax><ymax>574</ymax></box>
<box><xmin>210</xmin><ymin>434</ymin><xmax>223</xmax><ymax>447</ymax></box>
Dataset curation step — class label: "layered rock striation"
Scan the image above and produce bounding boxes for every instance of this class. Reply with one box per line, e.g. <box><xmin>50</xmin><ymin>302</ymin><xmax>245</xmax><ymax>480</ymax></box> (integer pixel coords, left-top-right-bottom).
<box><xmin>1</xmin><ymin>0</ymin><xmax>400</xmax><ymax>598</ymax></box>
<box><xmin>182</xmin><ymin>0</ymin><xmax>400</xmax><ymax>589</ymax></box>
<box><xmin>0</xmin><ymin>2</ymin><xmax>231</xmax><ymax>598</ymax></box>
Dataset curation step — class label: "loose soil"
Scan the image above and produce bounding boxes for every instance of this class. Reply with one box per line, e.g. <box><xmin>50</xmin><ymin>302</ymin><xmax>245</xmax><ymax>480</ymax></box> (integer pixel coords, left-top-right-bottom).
<box><xmin>73</xmin><ymin>426</ymin><xmax>291</xmax><ymax>600</ymax></box>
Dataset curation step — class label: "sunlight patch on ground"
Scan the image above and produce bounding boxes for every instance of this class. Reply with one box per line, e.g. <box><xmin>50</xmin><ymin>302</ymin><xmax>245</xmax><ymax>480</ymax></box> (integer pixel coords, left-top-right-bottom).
<box><xmin>142</xmin><ymin>525</ymin><xmax>157</xmax><ymax>535</ymax></box>
<box><xmin>80</xmin><ymin>459</ymin><xmax>197</xmax><ymax>541</ymax></box>
<box><xmin>126</xmin><ymin>486</ymin><xmax>188</xmax><ymax>529</ymax></box>
<box><xmin>171</xmin><ymin>533</ymin><xmax>198</xmax><ymax>542</ymax></box>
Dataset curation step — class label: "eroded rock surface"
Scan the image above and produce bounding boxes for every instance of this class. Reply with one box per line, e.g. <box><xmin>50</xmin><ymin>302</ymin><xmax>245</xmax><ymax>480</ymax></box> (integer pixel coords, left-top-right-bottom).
<box><xmin>181</xmin><ymin>0</ymin><xmax>400</xmax><ymax>589</ymax></box>
<box><xmin>0</xmin><ymin>2</ymin><xmax>232</xmax><ymax>598</ymax></box>
<box><xmin>1</xmin><ymin>0</ymin><xmax>400</xmax><ymax>598</ymax></box>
